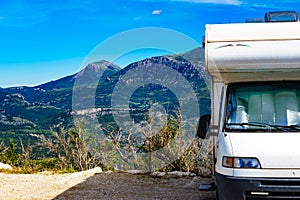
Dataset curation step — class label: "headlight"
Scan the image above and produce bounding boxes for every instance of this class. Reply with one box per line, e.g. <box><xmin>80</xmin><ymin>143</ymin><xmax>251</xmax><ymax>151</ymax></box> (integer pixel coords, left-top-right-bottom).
<box><xmin>222</xmin><ymin>156</ymin><xmax>261</xmax><ymax>169</ymax></box>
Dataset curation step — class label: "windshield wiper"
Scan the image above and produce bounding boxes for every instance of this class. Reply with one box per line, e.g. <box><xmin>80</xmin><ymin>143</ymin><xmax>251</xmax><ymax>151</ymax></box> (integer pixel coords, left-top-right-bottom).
<box><xmin>273</xmin><ymin>124</ymin><xmax>300</xmax><ymax>132</ymax></box>
<box><xmin>225</xmin><ymin>122</ymin><xmax>300</xmax><ymax>132</ymax></box>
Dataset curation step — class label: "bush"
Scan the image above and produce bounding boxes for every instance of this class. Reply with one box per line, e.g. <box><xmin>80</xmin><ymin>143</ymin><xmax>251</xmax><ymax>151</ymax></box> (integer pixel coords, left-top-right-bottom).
<box><xmin>35</xmin><ymin>123</ymin><xmax>99</xmax><ymax>171</ymax></box>
<box><xmin>0</xmin><ymin>116</ymin><xmax>212</xmax><ymax>176</ymax></box>
<box><xmin>0</xmin><ymin>121</ymin><xmax>100</xmax><ymax>173</ymax></box>
<box><xmin>139</xmin><ymin>114</ymin><xmax>200</xmax><ymax>173</ymax></box>
<box><xmin>102</xmin><ymin>110</ymin><xmax>205</xmax><ymax>174</ymax></box>
<box><xmin>0</xmin><ymin>139</ymin><xmax>21</xmax><ymax>166</ymax></box>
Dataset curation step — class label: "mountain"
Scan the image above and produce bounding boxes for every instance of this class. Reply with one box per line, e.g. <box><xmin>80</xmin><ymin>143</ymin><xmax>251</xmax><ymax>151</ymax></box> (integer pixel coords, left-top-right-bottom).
<box><xmin>0</xmin><ymin>48</ymin><xmax>209</xmax><ymax>143</ymax></box>
<box><xmin>0</xmin><ymin>61</ymin><xmax>120</xmax><ymax>143</ymax></box>
<box><xmin>93</xmin><ymin>51</ymin><xmax>210</xmax><ymax>128</ymax></box>
<box><xmin>182</xmin><ymin>47</ymin><xmax>205</xmax><ymax>63</ymax></box>
<box><xmin>3</xmin><ymin>61</ymin><xmax>120</xmax><ymax>109</ymax></box>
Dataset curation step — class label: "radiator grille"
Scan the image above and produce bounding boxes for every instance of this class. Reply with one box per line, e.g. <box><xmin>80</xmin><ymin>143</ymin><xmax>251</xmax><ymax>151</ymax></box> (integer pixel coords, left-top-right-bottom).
<box><xmin>260</xmin><ymin>180</ymin><xmax>300</xmax><ymax>186</ymax></box>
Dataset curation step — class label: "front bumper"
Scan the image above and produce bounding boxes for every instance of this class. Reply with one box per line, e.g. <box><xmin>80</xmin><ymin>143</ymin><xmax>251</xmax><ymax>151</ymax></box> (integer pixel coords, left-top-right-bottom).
<box><xmin>215</xmin><ymin>172</ymin><xmax>300</xmax><ymax>200</ymax></box>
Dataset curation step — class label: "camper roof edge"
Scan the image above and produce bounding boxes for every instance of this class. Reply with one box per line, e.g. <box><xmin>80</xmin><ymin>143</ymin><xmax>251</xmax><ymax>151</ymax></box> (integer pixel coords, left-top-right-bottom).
<box><xmin>206</xmin><ymin>22</ymin><xmax>300</xmax><ymax>43</ymax></box>
<box><xmin>205</xmin><ymin>22</ymin><xmax>300</xmax><ymax>83</ymax></box>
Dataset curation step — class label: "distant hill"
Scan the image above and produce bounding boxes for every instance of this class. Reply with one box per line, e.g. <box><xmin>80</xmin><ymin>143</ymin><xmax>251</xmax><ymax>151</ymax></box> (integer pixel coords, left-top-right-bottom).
<box><xmin>0</xmin><ymin>48</ymin><xmax>209</xmax><ymax>143</ymax></box>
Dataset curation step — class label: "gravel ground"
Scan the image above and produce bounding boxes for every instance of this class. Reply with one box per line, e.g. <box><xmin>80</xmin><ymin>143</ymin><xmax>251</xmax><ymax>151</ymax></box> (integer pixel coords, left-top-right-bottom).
<box><xmin>0</xmin><ymin>168</ymin><xmax>102</xmax><ymax>200</ymax></box>
<box><xmin>0</xmin><ymin>169</ymin><xmax>216</xmax><ymax>200</ymax></box>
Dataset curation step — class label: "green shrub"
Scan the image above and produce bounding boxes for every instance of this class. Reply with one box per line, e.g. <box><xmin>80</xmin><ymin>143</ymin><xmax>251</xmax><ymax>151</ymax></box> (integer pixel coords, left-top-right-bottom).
<box><xmin>0</xmin><ymin>139</ymin><xmax>21</xmax><ymax>166</ymax></box>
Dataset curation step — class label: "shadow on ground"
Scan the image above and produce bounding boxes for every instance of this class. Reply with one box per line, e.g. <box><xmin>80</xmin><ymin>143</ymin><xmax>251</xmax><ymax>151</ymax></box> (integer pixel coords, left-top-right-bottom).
<box><xmin>53</xmin><ymin>172</ymin><xmax>216</xmax><ymax>200</ymax></box>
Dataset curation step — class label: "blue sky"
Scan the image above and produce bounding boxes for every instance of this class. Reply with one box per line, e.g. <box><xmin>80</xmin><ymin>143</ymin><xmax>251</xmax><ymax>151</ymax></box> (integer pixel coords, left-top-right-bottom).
<box><xmin>0</xmin><ymin>0</ymin><xmax>300</xmax><ymax>87</ymax></box>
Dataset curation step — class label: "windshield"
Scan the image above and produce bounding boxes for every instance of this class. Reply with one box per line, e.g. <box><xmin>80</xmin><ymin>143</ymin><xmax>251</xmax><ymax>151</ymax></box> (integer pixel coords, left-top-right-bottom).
<box><xmin>225</xmin><ymin>82</ymin><xmax>300</xmax><ymax>132</ymax></box>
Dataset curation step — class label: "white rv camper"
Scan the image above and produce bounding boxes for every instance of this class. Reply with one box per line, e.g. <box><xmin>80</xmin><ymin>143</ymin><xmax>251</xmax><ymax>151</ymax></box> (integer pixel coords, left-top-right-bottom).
<box><xmin>199</xmin><ymin>12</ymin><xmax>300</xmax><ymax>199</ymax></box>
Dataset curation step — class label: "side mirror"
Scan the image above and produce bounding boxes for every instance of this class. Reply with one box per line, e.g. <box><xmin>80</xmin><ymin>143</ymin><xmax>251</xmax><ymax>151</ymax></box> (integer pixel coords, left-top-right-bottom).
<box><xmin>197</xmin><ymin>115</ymin><xmax>211</xmax><ymax>139</ymax></box>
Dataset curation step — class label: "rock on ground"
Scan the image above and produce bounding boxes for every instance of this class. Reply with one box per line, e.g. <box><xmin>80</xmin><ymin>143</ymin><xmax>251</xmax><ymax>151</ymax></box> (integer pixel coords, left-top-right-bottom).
<box><xmin>0</xmin><ymin>162</ymin><xmax>12</xmax><ymax>170</ymax></box>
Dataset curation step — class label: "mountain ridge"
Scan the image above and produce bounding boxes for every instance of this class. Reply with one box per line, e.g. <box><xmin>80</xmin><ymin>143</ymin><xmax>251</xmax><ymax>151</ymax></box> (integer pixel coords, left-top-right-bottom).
<box><xmin>0</xmin><ymin>47</ymin><xmax>209</xmax><ymax>143</ymax></box>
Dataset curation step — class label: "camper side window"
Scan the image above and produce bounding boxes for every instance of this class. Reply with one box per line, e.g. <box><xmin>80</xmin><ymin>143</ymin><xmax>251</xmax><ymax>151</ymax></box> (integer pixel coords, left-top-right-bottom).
<box><xmin>225</xmin><ymin>82</ymin><xmax>300</xmax><ymax>131</ymax></box>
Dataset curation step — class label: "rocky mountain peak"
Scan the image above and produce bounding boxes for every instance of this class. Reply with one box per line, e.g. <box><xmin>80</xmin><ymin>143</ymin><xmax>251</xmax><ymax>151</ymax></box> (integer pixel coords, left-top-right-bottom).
<box><xmin>77</xmin><ymin>60</ymin><xmax>120</xmax><ymax>76</ymax></box>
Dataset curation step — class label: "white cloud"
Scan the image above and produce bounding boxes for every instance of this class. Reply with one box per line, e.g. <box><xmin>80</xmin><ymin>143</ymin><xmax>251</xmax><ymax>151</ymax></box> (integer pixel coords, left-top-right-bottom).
<box><xmin>152</xmin><ymin>10</ymin><xmax>163</xmax><ymax>15</ymax></box>
<box><xmin>174</xmin><ymin>0</ymin><xmax>243</xmax><ymax>5</ymax></box>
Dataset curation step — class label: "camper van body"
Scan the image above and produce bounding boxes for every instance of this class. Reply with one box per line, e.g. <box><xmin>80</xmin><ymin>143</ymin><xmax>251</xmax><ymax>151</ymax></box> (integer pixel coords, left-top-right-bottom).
<box><xmin>205</xmin><ymin>22</ymin><xmax>300</xmax><ymax>199</ymax></box>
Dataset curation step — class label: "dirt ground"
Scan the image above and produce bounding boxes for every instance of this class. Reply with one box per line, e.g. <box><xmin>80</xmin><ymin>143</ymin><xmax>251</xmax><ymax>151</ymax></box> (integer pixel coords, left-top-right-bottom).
<box><xmin>0</xmin><ymin>169</ymin><xmax>216</xmax><ymax>200</ymax></box>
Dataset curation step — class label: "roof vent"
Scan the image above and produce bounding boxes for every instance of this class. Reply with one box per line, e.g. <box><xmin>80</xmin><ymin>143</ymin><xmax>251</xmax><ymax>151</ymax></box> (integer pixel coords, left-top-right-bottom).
<box><xmin>264</xmin><ymin>11</ymin><xmax>299</xmax><ymax>22</ymax></box>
